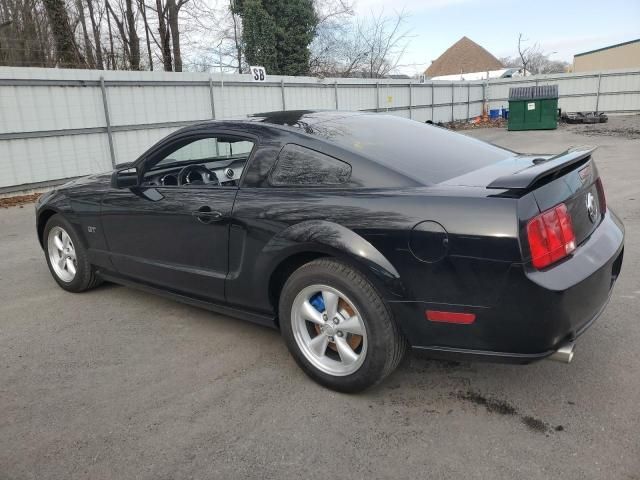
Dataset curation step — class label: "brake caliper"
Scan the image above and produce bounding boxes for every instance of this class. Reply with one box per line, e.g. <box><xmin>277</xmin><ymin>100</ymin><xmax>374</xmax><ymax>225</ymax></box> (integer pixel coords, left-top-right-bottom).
<box><xmin>309</xmin><ymin>292</ymin><xmax>325</xmax><ymax>313</ymax></box>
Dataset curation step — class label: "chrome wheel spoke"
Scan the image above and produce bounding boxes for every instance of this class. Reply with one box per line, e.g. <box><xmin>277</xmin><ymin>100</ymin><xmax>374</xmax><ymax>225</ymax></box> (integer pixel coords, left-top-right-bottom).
<box><xmin>308</xmin><ymin>334</ymin><xmax>329</xmax><ymax>357</ymax></box>
<box><xmin>65</xmin><ymin>258</ymin><xmax>76</xmax><ymax>275</ymax></box>
<box><xmin>301</xmin><ymin>300</ymin><xmax>324</xmax><ymax>325</ymax></box>
<box><xmin>57</xmin><ymin>255</ymin><xmax>66</xmax><ymax>270</ymax></box>
<box><xmin>339</xmin><ymin>315</ymin><xmax>364</xmax><ymax>336</ymax></box>
<box><xmin>335</xmin><ymin>336</ymin><xmax>359</xmax><ymax>365</ymax></box>
<box><xmin>322</xmin><ymin>290</ymin><xmax>339</xmax><ymax>319</ymax></box>
<box><xmin>54</xmin><ymin>235</ymin><xmax>64</xmax><ymax>251</ymax></box>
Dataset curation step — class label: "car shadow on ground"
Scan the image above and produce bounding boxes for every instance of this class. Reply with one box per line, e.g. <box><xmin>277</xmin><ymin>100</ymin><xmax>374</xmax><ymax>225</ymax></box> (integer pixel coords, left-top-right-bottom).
<box><xmin>76</xmin><ymin>281</ymin><xmax>587</xmax><ymax>439</ymax></box>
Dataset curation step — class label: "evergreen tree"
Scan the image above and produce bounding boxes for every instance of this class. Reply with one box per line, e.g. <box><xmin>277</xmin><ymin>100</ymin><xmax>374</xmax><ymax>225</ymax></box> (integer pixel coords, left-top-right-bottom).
<box><xmin>236</xmin><ymin>0</ymin><xmax>278</xmax><ymax>73</ymax></box>
<box><xmin>234</xmin><ymin>0</ymin><xmax>317</xmax><ymax>75</ymax></box>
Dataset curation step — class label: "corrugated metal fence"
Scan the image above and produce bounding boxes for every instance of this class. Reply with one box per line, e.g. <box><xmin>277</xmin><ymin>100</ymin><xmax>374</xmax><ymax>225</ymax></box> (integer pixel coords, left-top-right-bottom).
<box><xmin>1</xmin><ymin>66</ymin><xmax>638</xmax><ymax>193</ymax></box>
<box><xmin>487</xmin><ymin>69</ymin><xmax>640</xmax><ymax>114</ymax></box>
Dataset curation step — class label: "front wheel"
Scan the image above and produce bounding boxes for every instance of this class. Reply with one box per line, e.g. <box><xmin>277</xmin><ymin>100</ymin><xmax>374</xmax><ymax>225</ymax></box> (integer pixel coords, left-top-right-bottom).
<box><xmin>44</xmin><ymin>214</ymin><xmax>102</xmax><ymax>292</ymax></box>
<box><xmin>279</xmin><ymin>258</ymin><xmax>406</xmax><ymax>392</ymax></box>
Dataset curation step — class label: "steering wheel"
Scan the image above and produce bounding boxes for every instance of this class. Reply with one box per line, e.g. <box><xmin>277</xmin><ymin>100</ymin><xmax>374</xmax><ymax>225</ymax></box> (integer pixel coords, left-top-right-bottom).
<box><xmin>177</xmin><ymin>164</ymin><xmax>219</xmax><ymax>186</ymax></box>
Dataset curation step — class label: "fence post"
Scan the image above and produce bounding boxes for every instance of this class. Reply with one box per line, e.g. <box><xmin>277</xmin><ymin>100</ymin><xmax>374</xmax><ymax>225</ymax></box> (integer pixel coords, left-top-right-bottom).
<box><xmin>595</xmin><ymin>73</ymin><xmax>602</xmax><ymax>112</ymax></box>
<box><xmin>451</xmin><ymin>84</ymin><xmax>455</xmax><ymax>122</ymax></box>
<box><xmin>280</xmin><ymin>79</ymin><xmax>286</xmax><ymax>110</ymax></box>
<box><xmin>466</xmin><ymin>83</ymin><xmax>470</xmax><ymax>120</ymax></box>
<box><xmin>431</xmin><ymin>83</ymin><xmax>435</xmax><ymax>122</ymax></box>
<box><xmin>375</xmin><ymin>82</ymin><xmax>380</xmax><ymax>111</ymax></box>
<box><xmin>483</xmin><ymin>81</ymin><xmax>487</xmax><ymax>118</ymax></box>
<box><xmin>408</xmin><ymin>83</ymin><xmax>413</xmax><ymax>119</ymax></box>
<box><xmin>334</xmin><ymin>80</ymin><xmax>339</xmax><ymax>110</ymax></box>
<box><xmin>209</xmin><ymin>76</ymin><xmax>216</xmax><ymax>119</ymax></box>
<box><xmin>99</xmin><ymin>76</ymin><xmax>116</xmax><ymax>168</ymax></box>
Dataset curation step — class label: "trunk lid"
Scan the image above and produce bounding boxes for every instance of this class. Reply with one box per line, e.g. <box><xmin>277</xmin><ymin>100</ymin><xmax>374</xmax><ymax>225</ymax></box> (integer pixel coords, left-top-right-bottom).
<box><xmin>442</xmin><ymin>146</ymin><xmax>605</xmax><ymax>249</ymax></box>
<box><xmin>530</xmin><ymin>156</ymin><xmax>604</xmax><ymax>248</ymax></box>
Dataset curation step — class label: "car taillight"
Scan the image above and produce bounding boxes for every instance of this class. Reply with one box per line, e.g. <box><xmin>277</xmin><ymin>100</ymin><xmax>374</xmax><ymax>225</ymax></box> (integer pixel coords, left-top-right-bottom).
<box><xmin>527</xmin><ymin>203</ymin><xmax>576</xmax><ymax>269</ymax></box>
<box><xmin>596</xmin><ymin>177</ymin><xmax>607</xmax><ymax>213</ymax></box>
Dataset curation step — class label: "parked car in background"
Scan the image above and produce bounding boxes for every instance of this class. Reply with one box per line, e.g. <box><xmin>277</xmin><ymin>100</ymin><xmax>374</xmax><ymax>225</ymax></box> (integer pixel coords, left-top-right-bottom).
<box><xmin>36</xmin><ymin>111</ymin><xmax>624</xmax><ymax>392</ymax></box>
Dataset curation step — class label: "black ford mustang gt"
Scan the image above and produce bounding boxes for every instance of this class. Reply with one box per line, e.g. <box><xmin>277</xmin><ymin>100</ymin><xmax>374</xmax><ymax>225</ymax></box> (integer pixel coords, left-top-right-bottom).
<box><xmin>36</xmin><ymin>110</ymin><xmax>624</xmax><ymax>392</ymax></box>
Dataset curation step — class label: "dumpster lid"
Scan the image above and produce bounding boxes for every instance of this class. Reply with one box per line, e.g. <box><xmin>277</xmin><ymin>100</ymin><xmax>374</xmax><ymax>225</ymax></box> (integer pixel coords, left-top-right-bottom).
<box><xmin>509</xmin><ymin>84</ymin><xmax>558</xmax><ymax>100</ymax></box>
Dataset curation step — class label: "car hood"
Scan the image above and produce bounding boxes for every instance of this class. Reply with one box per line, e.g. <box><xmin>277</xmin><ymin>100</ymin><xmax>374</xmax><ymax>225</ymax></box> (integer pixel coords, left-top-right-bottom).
<box><xmin>60</xmin><ymin>172</ymin><xmax>112</xmax><ymax>189</ymax></box>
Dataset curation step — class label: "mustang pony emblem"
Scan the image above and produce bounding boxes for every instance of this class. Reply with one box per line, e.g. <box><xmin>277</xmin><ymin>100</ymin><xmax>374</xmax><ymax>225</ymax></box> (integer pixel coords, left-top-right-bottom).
<box><xmin>586</xmin><ymin>192</ymin><xmax>598</xmax><ymax>223</ymax></box>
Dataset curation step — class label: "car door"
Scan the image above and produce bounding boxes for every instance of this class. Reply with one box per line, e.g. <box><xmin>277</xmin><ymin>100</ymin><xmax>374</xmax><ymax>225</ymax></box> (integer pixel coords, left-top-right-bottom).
<box><xmin>100</xmin><ymin>131</ymin><xmax>255</xmax><ymax>302</ymax></box>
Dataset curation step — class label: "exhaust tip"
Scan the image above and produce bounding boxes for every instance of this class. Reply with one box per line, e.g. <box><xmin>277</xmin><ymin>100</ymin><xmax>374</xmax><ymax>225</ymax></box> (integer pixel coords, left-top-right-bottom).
<box><xmin>548</xmin><ymin>342</ymin><xmax>575</xmax><ymax>364</ymax></box>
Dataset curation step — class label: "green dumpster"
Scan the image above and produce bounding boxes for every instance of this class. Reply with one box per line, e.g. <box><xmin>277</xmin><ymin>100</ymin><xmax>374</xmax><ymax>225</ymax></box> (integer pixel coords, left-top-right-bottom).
<box><xmin>508</xmin><ymin>85</ymin><xmax>558</xmax><ymax>131</ymax></box>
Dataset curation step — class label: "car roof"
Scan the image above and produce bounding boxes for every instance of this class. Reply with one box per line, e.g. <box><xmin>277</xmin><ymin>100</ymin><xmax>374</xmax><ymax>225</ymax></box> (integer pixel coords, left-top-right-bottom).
<box><xmin>186</xmin><ymin>110</ymin><xmax>368</xmax><ymax>135</ymax></box>
<box><xmin>179</xmin><ymin>111</ymin><xmax>513</xmax><ymax>188</ymax></box>
<box><xmin>246</xmin><ymin>110</ymin><xmax>367</xmax><ymax>127</ymax></box>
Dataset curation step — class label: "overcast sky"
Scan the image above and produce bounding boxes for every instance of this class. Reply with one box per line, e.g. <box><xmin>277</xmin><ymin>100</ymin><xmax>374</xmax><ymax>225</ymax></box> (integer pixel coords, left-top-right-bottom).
<box><xmin>353</xmin><ymin>0</ymin><xmax>640</xmax><ymax>75</ymax></box>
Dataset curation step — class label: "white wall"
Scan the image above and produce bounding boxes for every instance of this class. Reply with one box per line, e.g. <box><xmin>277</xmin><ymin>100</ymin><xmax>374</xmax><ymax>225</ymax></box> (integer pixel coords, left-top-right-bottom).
<box><xmin>1</xmin><ymin>66</ymin><xmax>638</xmax><ymax>192</ymax></box>
<box><xmin>487</xmin><ymin>69</ymin><xmax>640</xmax><ymax>114</ymax></box>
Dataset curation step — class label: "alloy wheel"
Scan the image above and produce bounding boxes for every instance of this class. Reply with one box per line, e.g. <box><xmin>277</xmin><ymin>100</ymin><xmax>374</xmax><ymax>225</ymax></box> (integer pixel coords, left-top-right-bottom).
<box><xmin>47</xmin><ymin>226</ymin><xmax>77</xmax><ymax>283</ymax></box>
<box><xmin>291</xmin><ymin>284</ymin><xmax>367</xmax><ymax>376</ymax></box>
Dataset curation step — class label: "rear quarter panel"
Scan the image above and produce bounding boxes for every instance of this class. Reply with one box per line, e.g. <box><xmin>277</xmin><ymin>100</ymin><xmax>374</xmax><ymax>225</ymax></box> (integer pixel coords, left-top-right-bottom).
<box><xmin>228</xmin><ymin>185</ymin><xmax>523</xmax><ymax>313</ymax></box>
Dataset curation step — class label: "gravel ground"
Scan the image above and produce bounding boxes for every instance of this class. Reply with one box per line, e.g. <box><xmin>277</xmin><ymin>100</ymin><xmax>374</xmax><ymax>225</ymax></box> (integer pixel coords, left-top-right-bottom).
<box><xmin>561</xmin><ymin>113</ymin><xmax>640</xmax><ymax>140</ymax></box>
<box><xmin>1</xmin><ymin>119</ymin><xmax>639</xmax><ymax>480</ymax></box>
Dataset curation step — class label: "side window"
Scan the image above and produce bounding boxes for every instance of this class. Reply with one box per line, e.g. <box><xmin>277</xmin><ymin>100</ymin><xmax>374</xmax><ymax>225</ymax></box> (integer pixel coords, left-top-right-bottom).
<box><xmin>270</xmin><ymin>144</ymin><xmax>351</xmax><ymax>186</ymax></box>
<box><xmin>154</xmin><ymin>138</ymin><xmax>253</xmax><ymax>168</ymax></box>
<box><xmin>144</xmin><ymin>135</ymin><xmax>255</xmax><ymax>188</ymax></box>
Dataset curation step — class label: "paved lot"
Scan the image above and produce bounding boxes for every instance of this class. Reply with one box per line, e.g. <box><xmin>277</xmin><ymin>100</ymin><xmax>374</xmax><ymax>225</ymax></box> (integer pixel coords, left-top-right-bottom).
<box><xmin>1</xmin><ymin>117</ymin><xmax>639</xmax><ymax>479</ymax></box>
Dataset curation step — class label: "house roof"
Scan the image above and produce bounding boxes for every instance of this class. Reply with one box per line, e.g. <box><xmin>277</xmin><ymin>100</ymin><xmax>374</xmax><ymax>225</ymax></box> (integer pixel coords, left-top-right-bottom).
<box><xmin>425</xmin><ymin>37</ymin><xmax>503</xmax><ymax>77</ymax></box>
<box><xmin>574</xmin><ymin>38</ymin><xmax>640</xmax><ymax>57</ymax></box>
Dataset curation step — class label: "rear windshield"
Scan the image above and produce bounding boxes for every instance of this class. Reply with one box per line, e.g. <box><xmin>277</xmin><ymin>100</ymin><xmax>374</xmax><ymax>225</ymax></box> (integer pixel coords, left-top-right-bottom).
<box><xmin>307</xmin><ymin>114</ymin><xmax>514</xmax><ymax>184</ymax></box>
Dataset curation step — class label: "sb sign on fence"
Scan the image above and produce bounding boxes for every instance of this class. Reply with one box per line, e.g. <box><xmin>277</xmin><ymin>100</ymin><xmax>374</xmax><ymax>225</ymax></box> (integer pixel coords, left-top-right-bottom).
<box><xmin>250</xmin><ymin>66</ymin><xmax>267</xmax><ymax>82</ymax></box>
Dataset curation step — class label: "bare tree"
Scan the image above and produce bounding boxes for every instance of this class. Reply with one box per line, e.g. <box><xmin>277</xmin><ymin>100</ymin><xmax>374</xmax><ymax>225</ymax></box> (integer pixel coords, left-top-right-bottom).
<box><xmin>105</xmin><ymin>0</ymin><xmax>140</xmax><ymax>69</ymax></box>
<box><xmin>229</xmin><ymin>0</ymin><xmax>241</xmax><ymax>72</ymax></box>
<box><xmin>1</xmin><ymin>0</ymin><xmax>54</xmax><ymax>67</ymax></box>
<box><xmin>86</xmin><ymin>0</ymin><xmax>104</xmax><ymax>69</ymax></box>
<box><xmin>310</xmin><ymin>7</ymin><xmax>411</xmax><ymax>78</ymax></box>
<box><xmin>42</xmin><ymin>0</ymin><xmax>83</xmax><ymax>67</ymax></box>
<box><xmin>183</xmin><ymin>0</ymin><xmax>244</xmax><ymax>73</ymax></box>
<box><xmin>148</xmin><ymin>0</ymin><xmax>172</xmax><ymax>70</ymax></box>
<box><xmin>137</xmin><ymin>0</ymin><xmax>152</xmax><ymax>69</ymax></box>
<box><xmin>106</xmin><ymin>0</ymin><xmax>130</xmax><ymax>66</ymax></box>
<box><xmin>3</xmin><ymin>0</ymin><xmax>381</xmax><ymax>74</ymax></box>
<box><xmin>75</xmin><ymin>0</ymin><xmax>95</xmax><ymax>67</ymax></box>
<box><xmin>124</xmin><ymin>0</ymin><xmax>139</xmax><ymax>69</ymax></box>
<box><xmin>359</xmin><ymin>9</ymin><xmax>411</xmax><ymax>78</ymax></box>
<box><xmin>166</xmin><ymin>0</ymin><xmax>182</xmax><ymax>71</ymax></box>
<box><xmin>309</xmin><ymin>0</ymin><xmax>354</xmax><ymax>76</ymax></box>
<box><xmin>505</xmin><ymin>34</ymin><xmax>568</xmax><ymax>75</ymax></box>
<box><xmin>517</xmin><ymin>33</ymin><xmax>534</xmax><ymax>74</ymax></box>
<box><xmin>528</xmin><ymin>52</ymin><xmax>568</xmax><ymax>75</ymax></box>
<box><xmin>105</xmin><ymin>0</ymin><xmax>116</xmax><ymax>68</ymax></box>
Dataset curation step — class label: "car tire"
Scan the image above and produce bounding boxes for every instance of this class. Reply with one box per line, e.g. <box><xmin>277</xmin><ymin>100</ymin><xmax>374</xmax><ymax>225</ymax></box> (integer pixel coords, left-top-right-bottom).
<box><xmin>43</xmin><ymin>214</ymin><xmax>102</xmax><ymax>293</ymax></box>
<box><xmin>279</xmin><ymin>258</ymin><xmax>406</xmax><ymax>392</ymax></box>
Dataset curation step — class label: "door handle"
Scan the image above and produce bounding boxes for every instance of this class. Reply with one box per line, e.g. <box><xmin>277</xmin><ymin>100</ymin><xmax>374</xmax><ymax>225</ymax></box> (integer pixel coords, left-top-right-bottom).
<box><xmin>192</xmin><ymin>206</ymin><xmax>223</xmax><ymax>224</ymax></box>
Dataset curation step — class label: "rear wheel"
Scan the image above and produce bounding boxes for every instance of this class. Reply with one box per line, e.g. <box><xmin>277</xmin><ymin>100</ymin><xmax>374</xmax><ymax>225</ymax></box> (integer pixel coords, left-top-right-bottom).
<box><xmin>44</xmin><ymin>214</ymin><xmax>102</xmax><ymax>292</ymax></box>
<box><xmin>279</xmin><ymin>258</ymin><xmax>406</xmax><ymax>392</ymax></box>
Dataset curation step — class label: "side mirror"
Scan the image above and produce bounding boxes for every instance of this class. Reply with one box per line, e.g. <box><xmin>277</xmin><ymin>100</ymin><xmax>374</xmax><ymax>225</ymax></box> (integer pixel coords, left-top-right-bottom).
<box><xmin>111</xmin><ymin>167</ymin><xmax>138</xmax><ymax>189</ymax></box>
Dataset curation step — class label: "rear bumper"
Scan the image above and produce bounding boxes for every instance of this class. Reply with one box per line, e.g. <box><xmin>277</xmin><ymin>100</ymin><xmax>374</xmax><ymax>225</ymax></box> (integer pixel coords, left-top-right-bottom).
<box><xmin>390</xmin><ymin>210</ymin><xmax>624</xmax><ymax>362</ymax></box>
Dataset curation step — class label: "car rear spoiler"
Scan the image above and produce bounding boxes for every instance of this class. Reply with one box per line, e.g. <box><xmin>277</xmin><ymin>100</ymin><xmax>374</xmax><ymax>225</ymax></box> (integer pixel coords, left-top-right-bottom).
<box><xmin>486</xmin><ymin>146</ymin><xmax>596</xmax><ymax>190</ymax></box>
